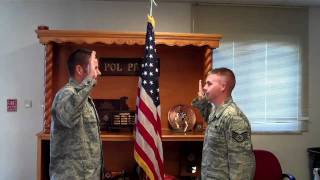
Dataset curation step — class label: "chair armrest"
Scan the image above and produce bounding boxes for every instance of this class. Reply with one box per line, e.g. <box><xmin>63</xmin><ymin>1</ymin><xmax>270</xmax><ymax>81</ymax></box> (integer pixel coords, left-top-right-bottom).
<box><xmin>282</xmin><ymin>173</ymin><xmax>296</xmax><ymax>180</ymax></box>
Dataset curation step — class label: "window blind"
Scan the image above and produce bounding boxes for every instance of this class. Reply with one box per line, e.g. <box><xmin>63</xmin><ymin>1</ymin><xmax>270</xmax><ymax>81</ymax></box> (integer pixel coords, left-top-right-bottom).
<box><xmin>193</xmin><ymin>4</ymin><xmax>309</xmax><ymax>133</ymax></box>
<box><xmin>214</xmin><ymin>35</ymin><xmax>306</xmax><ymax>132</ymax></box>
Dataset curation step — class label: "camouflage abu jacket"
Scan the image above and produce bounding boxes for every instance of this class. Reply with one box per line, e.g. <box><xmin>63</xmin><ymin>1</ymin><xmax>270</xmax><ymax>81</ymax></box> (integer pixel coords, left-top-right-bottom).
<box><xmin>192</xmin><ymin>97</ymin><xmax>255</xmax><ymax>180</ymax></box>
<box><xmin>50</xmin><ymin>77</ymin><xmax>103</xmax><ymax>180</ymax></box>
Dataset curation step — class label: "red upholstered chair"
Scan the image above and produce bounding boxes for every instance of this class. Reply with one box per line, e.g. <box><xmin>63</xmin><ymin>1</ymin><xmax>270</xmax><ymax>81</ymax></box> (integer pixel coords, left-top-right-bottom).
<box><xmin>254</xmin><ymin>149</ymin><xmax>296</xmax><ymax>180</ymax></box>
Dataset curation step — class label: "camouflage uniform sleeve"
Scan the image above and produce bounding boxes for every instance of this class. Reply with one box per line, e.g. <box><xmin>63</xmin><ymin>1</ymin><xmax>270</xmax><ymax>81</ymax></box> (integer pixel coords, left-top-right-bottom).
<box><xmin>53</xmin><ymin>77</ymin><xmax>96</xmax><ymax>128</ymax></box>
<box><xmin>226</xmin><ymin>115</ymin><xmax>255</xmax><ymax>180</ymax></box>
<box><xmin>191</xmin><ymin>97</ymin><xmax>212</xmax><ymax>122</ymax></box>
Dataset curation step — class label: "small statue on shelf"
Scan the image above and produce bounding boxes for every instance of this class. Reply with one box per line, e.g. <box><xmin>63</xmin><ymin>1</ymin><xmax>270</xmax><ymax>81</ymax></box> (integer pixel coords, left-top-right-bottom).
<box><xmin>168</xmin><ymin>104</ymin><xmax>196</xmax><ymax>132</ymax></box>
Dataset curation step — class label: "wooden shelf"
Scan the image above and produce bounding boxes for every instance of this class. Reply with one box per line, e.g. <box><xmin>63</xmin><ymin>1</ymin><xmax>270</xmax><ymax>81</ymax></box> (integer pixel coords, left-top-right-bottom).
<box><xmin>37</xmin><ymin>130</ymin><xmax>204</xmax><ymax>142</ymax></box>
<box><xmin>161</xmin><ymin>130</ymin><xmax>204</xmax><ymax>141</ymax></box>
<box><xmin>36</xmin><ymin>29</ymin><xmax>222</xmax><ymax>48</ymax></box>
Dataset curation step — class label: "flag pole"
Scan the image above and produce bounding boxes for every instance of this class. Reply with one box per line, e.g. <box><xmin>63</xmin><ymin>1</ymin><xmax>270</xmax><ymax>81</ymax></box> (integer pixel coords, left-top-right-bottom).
<box><xmin>149</xmin><ymin>0</ymin><xmax>157</xmax><ymax>17</ymax></box>
<box><xmin>134</xmin><ymin>1</ymin><xmax>164</xmax><ymax>180</ymax></box>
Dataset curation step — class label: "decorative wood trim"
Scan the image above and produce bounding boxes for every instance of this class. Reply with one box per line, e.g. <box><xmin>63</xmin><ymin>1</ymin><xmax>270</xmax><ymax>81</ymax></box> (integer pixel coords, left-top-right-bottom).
<box><xmin>44</xmin><ymin>43</ymin><xmax>53</xmax><ymax>133</ymax></box>
<box><xmin>36</xmin><ymin>29</ymin><xmax>222</xmax><ymax>48</ymax></box>
<box><xmin>203</xmin><ymin>47</ymin><xmax>213</xmax><ymax>79</ymax></box>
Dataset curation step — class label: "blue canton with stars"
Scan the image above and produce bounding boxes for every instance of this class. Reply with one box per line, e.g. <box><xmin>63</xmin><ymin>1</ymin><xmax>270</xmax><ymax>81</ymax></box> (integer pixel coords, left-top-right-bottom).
<box><xmin>141</xmin><ymin>22</ymin><xmax>160</xmax><ymax>107</ymax></box>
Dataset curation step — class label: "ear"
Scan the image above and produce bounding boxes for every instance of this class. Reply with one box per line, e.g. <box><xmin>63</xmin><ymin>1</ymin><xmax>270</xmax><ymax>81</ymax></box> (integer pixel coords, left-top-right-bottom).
<box><xmin>220</xmin><ymin>81</ymin><xmax>227</xmax><ymax>92</ymax></box>
<box><xmin>75</xmin><ymin>65</ymin><xmax>83</xmax><ymax>76</ymax></box>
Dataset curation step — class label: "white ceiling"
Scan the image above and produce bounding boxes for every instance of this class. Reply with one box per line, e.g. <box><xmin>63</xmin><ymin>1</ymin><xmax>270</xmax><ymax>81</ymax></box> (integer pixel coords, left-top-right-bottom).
<box><xmin>100</xmin><ymin>0</ymin><xmax>320</xmax><ymax>7</ymax></box>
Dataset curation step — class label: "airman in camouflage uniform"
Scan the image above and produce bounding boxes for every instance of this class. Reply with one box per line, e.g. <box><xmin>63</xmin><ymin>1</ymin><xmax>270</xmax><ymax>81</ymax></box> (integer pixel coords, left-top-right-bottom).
<box><xmin>192</xmin><ymin>68</ymin><xmax>255</xmax><ymax>180</ymax></box>
<box><xmin>50</xmin><ymin>49</ymin><xmax>103</xmax><ymax>180</ymax></box>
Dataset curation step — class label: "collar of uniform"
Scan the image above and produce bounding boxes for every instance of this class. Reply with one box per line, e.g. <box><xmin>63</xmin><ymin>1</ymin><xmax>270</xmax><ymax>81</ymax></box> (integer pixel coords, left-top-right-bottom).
<box><xmin>213</xmin><ymin>97</ymin><xmax>233</xmax><ymax>119</ymax></box>
<box><xmin>69</xmin><ymin>78</ymin><xmax>81</xmax><ymax>88</ymax></box>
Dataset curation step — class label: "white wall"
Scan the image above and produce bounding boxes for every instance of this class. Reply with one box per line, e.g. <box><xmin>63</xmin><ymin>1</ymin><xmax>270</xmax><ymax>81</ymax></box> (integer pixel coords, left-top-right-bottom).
<box><xmin>0</xmin><ymin>1</ymin><xmax>319</xmax><ymax>180</ymax></box>
<box><xmin>0</xmin><ymin>1</ymin><xmax>191</xmax><ymax>180</ymax></box>
<box><xmin>308</xmin><ymin>6</ymin><xmax>320</xmax><ymax>178</ymax></box>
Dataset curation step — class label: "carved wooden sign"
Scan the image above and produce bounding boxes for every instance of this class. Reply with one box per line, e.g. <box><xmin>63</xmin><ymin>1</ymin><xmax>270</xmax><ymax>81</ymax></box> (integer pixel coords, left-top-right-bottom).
<box><xmin>99</xmin><ymin>58</ymin><xmax>142</xmax><ymax>76</ymax></box>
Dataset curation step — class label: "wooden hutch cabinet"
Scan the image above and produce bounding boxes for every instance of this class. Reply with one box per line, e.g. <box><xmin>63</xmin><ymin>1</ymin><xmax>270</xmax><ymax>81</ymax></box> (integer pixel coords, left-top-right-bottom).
<box><xmin>35</xmin><ymin>26</ymin><xmax>221</xmax><ymax>180</ymax></box>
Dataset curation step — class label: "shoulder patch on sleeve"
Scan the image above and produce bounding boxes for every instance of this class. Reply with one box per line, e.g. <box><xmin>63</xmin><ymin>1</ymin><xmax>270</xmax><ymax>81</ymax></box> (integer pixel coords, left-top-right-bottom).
<box><xmin>232</xmin><ymin>131</ymin><xmax>248</xmax><ymax>143</ymax></box>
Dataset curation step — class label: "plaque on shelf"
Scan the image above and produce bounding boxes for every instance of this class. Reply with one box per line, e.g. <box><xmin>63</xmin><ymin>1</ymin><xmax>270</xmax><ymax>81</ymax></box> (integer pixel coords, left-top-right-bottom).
<box><xmin>168</xmin><ymin>104</ymin><xmax>196</xmax><ymax>132</ymax></box>
<box><xmin>93</xmin><ymin>97</ymin><xmax>135</xmax><ymax>131</ymax></box>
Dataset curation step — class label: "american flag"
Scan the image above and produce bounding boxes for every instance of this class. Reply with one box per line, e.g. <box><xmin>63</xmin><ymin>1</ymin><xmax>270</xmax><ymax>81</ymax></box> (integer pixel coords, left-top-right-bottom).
<box><xmin>134</xmin><ymin>16</ymin><xmax>164</xmax><ymax>180</ymax></box>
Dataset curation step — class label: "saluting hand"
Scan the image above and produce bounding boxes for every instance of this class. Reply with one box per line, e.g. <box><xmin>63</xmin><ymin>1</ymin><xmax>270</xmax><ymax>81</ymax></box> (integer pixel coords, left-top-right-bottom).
<box><xmin>198</xmin><ymin>80</ymin><xmax>205</xmax><ymax>100</ymax></box>
<box><xmin>87</xmin><ymin>51</ymin><xmax>101</xmax><ymax>79</ymax></box>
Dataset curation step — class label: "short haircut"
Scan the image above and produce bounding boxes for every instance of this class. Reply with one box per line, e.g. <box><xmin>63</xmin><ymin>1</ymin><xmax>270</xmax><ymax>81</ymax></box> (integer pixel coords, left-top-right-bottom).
<box><xmin>67</xmin><ymin>48</ymin><xmax>92</xmax><ymax>77</ymax></box>
<box><xmin>209</xmin><ymin>67</ymin><xmax>236</xmax><ymax>92</ymax></box>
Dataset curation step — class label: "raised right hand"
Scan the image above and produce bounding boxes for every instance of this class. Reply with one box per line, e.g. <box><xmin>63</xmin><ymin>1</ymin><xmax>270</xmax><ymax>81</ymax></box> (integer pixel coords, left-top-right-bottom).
<box><xmin>87</xmin><ymin>51</ymin><xmax>101</xmax><ymax>79</ymax></box>
<box><xmin>198</xmin><ymin>80</ymin><xmax>205</xmax><ymax>100</ymax></box>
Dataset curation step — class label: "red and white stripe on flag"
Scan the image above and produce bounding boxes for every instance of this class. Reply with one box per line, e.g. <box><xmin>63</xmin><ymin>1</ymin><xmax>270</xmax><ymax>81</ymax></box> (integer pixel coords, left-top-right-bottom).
<box><xmin>134</xmin><ymin>16</ymin><xmax>164</xmax><ymax>180</ymax></box>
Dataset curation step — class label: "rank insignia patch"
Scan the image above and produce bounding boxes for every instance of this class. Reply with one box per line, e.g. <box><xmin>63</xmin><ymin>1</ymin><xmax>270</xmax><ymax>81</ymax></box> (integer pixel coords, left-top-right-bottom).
<box><xmin>232</xmin><ymin>131</ymin><xmax>248</xmax><ymax>143</ymax></box>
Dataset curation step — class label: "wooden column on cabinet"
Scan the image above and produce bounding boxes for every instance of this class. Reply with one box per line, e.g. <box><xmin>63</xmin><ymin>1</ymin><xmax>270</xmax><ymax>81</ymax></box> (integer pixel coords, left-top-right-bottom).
<box><xmin>44</xmin><ymin>43</ymin><xmax>54</xmax><ymax>133</ymax></box>
<box><xmin>203</xmin><ymin>46</ymin><xmax>213</xmax><ymax>79</ymax></box>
